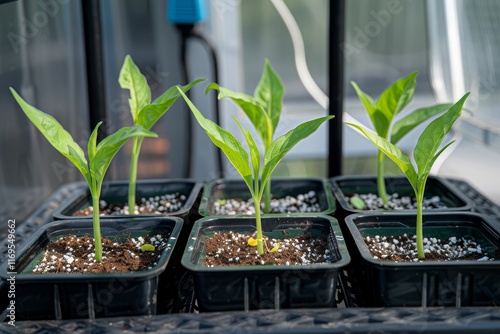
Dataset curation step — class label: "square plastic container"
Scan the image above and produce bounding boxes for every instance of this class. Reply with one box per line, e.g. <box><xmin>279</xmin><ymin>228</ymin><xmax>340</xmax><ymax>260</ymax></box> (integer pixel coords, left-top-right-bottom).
<box><xmin>182</xmin><ymin>215</ymin><xmax>350</xmax><ymax>311</ymax></box>
<box><xmin>0</xmin><ymin>217</ymin><xmax>182</xmax><ymax>320</ymax></box>
<box><xmin>330</xmin><ymin>175</ymin><xmax>473</xmax><ymax>218</ymax></box>
<box><xmin>52</xmin><ymin>179</ymin><xmax>203</xmax><ymax>222</ymax></box>
<box><xmin>344</xmin><ymin>212</ymin><xmax>500</xmax><ymax>307</ymax></box>
<box><xmin>198</xmin><ymin>177</ymin><xmax>335</xmax><ymax>217</ymax></box>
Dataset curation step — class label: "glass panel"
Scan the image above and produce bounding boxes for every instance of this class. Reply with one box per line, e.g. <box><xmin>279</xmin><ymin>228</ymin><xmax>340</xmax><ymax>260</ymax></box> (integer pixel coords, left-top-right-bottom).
<box><xmin>238</xmin><ymin>0</ymin><xmax>433</xmax><ymax>176</ymax></box>
<box><xmin>428</xmin><ymin>0</ymin><xmax>500</xmax><ymax>133</ymax></box>
<box><xmin>99</xmin><ymin>0</ymin><xmax>220</xmax><ymax>180</ymax></box>
<box><xmin>0</xmin><ymin>0</ymin><xmax>88</xmax><ymax>238</ymax></box>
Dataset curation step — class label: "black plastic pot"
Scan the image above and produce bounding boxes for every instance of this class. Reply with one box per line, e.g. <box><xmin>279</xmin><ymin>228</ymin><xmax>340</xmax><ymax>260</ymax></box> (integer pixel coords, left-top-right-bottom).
<box><xmin>52</xmin><ymin>179</ymin><xmax>203</xmax><ymax>222</ymax></box>
<box><xmin>181</xmin><ymin>215</ymin><xmax>350</xmax><ymax>312</ymax></box>
<box><xmin>330</xmin><ymin>175</ymin><xmax>473</xmax><ymax>218</ymax></box>
<box><xmin>0</xmin><ymin>217</ymin><xmax>182</xmax><ymax>320</ymax></box>
<box><xmin>344</xmin><ymin>212</ymin><xmax>500</xmax><ymax>307</ymax></box>
<box><xmin>198</xmin><ymin>177</ymin><xmax>335</xmax><ymax>217</ymax></box>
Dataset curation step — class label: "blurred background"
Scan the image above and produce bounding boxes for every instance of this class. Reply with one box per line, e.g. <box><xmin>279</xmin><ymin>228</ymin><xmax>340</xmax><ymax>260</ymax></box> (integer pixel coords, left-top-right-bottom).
<box><xmin>1</xmin><ymin>0</ymin><xmax>500</xmax><ymax>231</ymax></box>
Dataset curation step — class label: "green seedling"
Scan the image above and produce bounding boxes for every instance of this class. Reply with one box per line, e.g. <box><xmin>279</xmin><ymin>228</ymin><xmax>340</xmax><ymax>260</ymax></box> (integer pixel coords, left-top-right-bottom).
<box><xmin>11</xmin><ymin>88</ymin><xmax>157</xmax><ymax>262</ymax></box>
<box><xmin>119</xmin><ymin>55</ymin><xmax>204</xmax><ymax>214</ymax></box>
<box><xmin>141</xmin><ymin>244</ymin><xmax>155</xmax><ymax>252</ymax></box>
<box><xmin>177</xmin><ymin>86</ymin><xmax>333</xmax><ymax>255</ymax></box>
<box><xmin>351</xmin><ymin>72</ymin><xmax>453</xmax><ymax>206</ymax></box>
<box><xmin>346</xmin><ymin>92</ymin><xmax>469</xmax><ymax>259</ymax></box>
<box><xmin>206</xmin><ymin>59</ymin><xmax>284</xmax><ymax>213</ymax></box>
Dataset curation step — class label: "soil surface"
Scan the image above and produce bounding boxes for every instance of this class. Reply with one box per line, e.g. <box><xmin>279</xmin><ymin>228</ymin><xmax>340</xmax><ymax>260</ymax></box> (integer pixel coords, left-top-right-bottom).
<box><xmin>364</xmin><ymin>233</ymin><xmax>497</xmax><ymax>262</ymax></box>
<box><xmin>211</xmin><ymin>191</ymin><xmax>322</xmax><ymax>215</ymax></box>
<box><xmin>73</xmin><ymin>193</ymin><xmax>187</xmax><ymax>216</ymax></box>
<box><xmin>347</xmin><ymin>193</ymin><xmax>447</xmax><ymax>210</ymax></box>
<box><xmin>31</xmin><ymin>232</ymin><xmax>170</xmax><ymax>273</ymax></box>
<box><xmin>204</xmin><ymin>231</ymin><xmax>333</xmax><ymax>267</ymax></box>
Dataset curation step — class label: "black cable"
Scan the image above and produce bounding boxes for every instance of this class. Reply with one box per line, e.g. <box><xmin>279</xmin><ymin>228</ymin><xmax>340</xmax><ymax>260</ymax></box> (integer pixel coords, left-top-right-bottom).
<box><xmin>176</xmin><ymin>24</ymin><xmax>223</xmax><ymax>179</ymax></box>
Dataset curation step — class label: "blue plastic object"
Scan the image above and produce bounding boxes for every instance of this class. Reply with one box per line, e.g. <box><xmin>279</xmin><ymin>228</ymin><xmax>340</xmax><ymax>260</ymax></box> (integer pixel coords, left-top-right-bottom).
<box><xmin>167</xmin><ymin>0</ymin><xmax>208</xmax><ymax>24</ymax></box>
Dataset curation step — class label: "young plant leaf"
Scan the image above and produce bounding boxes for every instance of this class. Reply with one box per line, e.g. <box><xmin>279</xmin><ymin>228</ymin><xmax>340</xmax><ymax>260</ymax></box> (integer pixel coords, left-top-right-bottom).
<box><xmin>349</xmin><ymin>195</ymin><xmax>366</xmax><ymax>210</ymax></box>
<box><xmin>254</xmin><ymin>59</ymin><xmax>284</xmax><ymax>132</ymax></box>
<box><xmin>141</xmin><ymin>244</ymin><xmax>155</xmax><ymax>252</ymax></box>
<box><xmin>206</xmin><ymin>83</ymin><xmax>272</xmax><ymax>147</ymax></box>
<box><xmin>137</xmin><ymin>78</ymin><xmax>205</xmax><ymax>130</ymax></box>
<box><xmin>350</xmin><ymin>81</ymin><xmax>376</xmax><ymax>116</ymax></box>
<box><xmin>376</xmin><ymin>72</ymin><xmax>417</xmax><ymax>118</ymax></box>
<box><xmin>351</xmin><ymin>81</ymin><xmax>389</xmax><ymax>136</ymax></box>
<box><xmin>391</xmin><ymin>103</ymin><xmax>453</xmax><ymax>144</ymax></box>
<box><xmin>345</xmin><ymin>122</ymin><xmax>418</xmax><ymax>189</ymax></box>
<box><xmin>177</xmin><ymin>87</ymin><xmax>254</xmax><ymax>191</ymax></box>
<box><xmin>416</xmin><ymin>141</ymin><xmax>455</xmax><ymax>190</ymax></box>
<box><xmin>234</xmin><ymin>118</ymin><xmax>261</xmax><ymax>182</ymax></box>
<box><xmin>91</xmin><ymin>125</ymin><xmax>158</xmax><ymax>182</ymax></box>
<box><xmin>260</xmin><ymin>116</ymin><xmax>334</xmax><ymax>193</ymax></box>
<box><xmin>413</xmin><ymin>93</ymin><xmax>468</xmax><ymax>182</ymax></box>
<box><xmin>119</xmin><ymin>55</ymin><xmax>151</xmax><ymax>122</ymax></box>
<box><xmin>88</xmin><ymin>121</ymin><xmax>101</xmax><ymax>162</ymax></box>
<box><xmin>10</xmin><ymin>88</ymin><xmax>91</xmax><ymax>185</ymax></box>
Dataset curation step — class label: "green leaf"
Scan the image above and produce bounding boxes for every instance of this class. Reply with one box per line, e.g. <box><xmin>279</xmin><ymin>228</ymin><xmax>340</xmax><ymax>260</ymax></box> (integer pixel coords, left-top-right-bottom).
<box><xmin>413</xmin><ymin>93</ymin><xmax>468</xmax><ymax>179</ymax></box>
<box><xmin>376</xmin><ymin>72</ymin><xmax>417</xmax><ymax>119</ymax></box>
<box><xmin>234</xmin><ymin>117</ymin><xmax>261</xmax><ymax>185</ymax></box>
<box><xmin>351</xmin><ymin>81</ymin><xmax>376</xmax><ymax>116</ymax></box>
<box><xmin>206</xmin><ymin>83</ymin><xmax>272</xmax><ymax>147</ymax></box>
<box><xmin>141</xmin><ymin>244</ymin><xmax>155</xmax><ymax>252</ymax></box>
<box><xmin>346</xmin><ymin>122</ymin><xmax>418</xmax><ymax>190</ymax></box>
<box><xmin>91</xmin><ymin>125</ymin><xmax>157</xmax><ymax>183</ymax></box>
<box><xmin>416</xmin><ymin>141</ymin><xmax>455</xmax><ymax>191</ymax></box>
<box><xmin>254</xmin><ymin>59</ymin><xmax>284</xmax><ymax>133</ymax></box>
<box><xmin>351</xmin><ymin>81</ymin><xmax>389</xmax><ymax>136</ymax></box>
<box><xmin>119</xmin><ymin>55</ymin><xmax>151</xmax><ymax>122</ymax></box>
<box><xmin>137</xmin><ymin>78</ymin><xmax>205</xmax><ymax>130</ymax></box>
<box><xmin>391</xmin><ymin>103</ymin><xmax>453</xmax><ymax>144</ymax></box>
<box><xmin>261</xmin><ymin>116</ymin><xmax>333</xmax><ymax>193</ymax></box>
<box><xmin>10</xmin><ymin>88</ymin><xmax>91</xmax><ymax>185</ymax></box>
<box><xmin>349</xmin><ymin>195</ymin><xmax>366</xmax><ymax>210</ymax></box>
<box><xmin>88</xmin><ymin>121</ymin><xmax>101</xmax><ymax>161</ymax></box>
<box><xmin>178</xmin><ymin>87</ymin><xmax>253</xmax><ymax>191</ymax></box>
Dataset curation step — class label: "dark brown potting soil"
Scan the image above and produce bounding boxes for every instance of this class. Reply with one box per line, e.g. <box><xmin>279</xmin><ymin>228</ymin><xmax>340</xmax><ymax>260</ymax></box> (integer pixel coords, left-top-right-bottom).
<box><xmin>31</xmin><ymin>232</ymin><xmax>169</xmax><ymax>274</ymax></box>
<box><xmin>204</xmin><ymin>231</ymin><xmax>333</xmax><ymax>267</ymax></box>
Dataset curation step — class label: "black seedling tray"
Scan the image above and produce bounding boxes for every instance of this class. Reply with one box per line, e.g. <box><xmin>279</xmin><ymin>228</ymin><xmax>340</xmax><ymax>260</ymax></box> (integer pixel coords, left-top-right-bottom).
<box><xmin>2</xmin><ymin>179</ymin><xmax>500</xmax><ymax>333</ymax></box>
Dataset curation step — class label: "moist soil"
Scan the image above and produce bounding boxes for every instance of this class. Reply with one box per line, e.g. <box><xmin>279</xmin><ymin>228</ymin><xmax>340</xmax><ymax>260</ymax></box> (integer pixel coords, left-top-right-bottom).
<box><xmin>73</xmin><ymin>192</ymin><xmax>187</xmax><ymax>216</ymax></box>
<box><xmin>31</xmin><ymin>232</ymin><xmax>170</xmax><ymax>274</ymax></box>
<box><xmin>364</xmin><ymin>233</ymin><xmax>498</xmax><ymax>263</ymax></box>
<box><xmin>211</xmin><ymin>191</ymin><xmax>322</xmax><ymax>215</ymax></box>
<box><xmin>204</xmin><ymin>231</ymin><xmax>333</xmax><ymax>267</ymax></box>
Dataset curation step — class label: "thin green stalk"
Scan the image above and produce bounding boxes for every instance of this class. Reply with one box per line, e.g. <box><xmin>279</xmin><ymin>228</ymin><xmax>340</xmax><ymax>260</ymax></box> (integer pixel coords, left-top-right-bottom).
<box><xmin>254</xmin><ymin>194</ymin><xmax>264</xmax><ymax>255</ymax></box>
<box><xmin>92</xmin><ymin>187</ymin><xmax>103</xmax><ymax>262</ymax></box>
<box><xmin>128</xmin><ymin>136</ymin><xmax>144</xmax><ymax>214</ymax></box>
<box><xmin>377</xmin><ymin>150</ymin><xmax>389</xmax><ymax>205</ymax></box>
<box><xmin>416</xmin><ymin>192</ymin><xmax>425</xmax><ymax>260</ymax></box>
<box><xmin>264</xmin><ymin>182</ymin><xmax>271</xmax><ymax>213</ymax></box>
<box><xmin>263</xmin><ymin>135</ymin><xmax>273</xmax><ymax>213</ymax></box>
<box><xmin>253</xmin><ymin>176</ymin><xmax>264</xmax><ymax>255</ymax></box>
